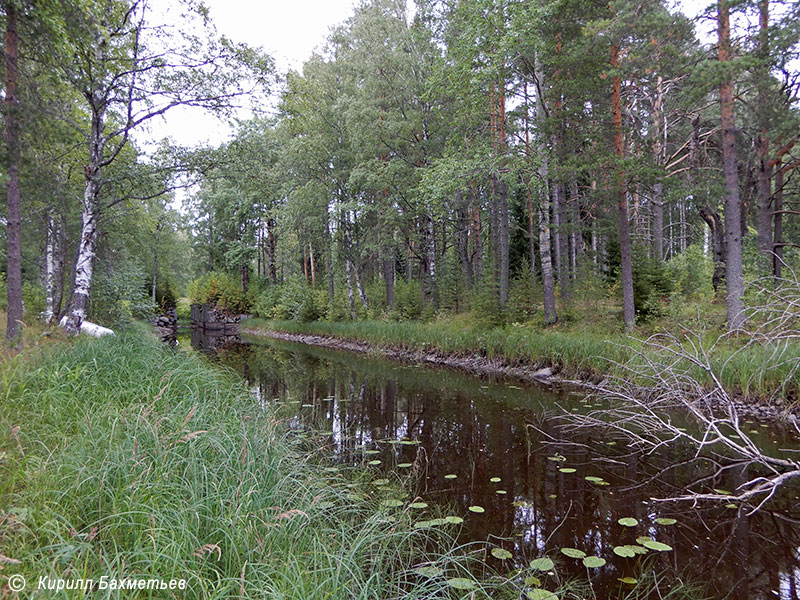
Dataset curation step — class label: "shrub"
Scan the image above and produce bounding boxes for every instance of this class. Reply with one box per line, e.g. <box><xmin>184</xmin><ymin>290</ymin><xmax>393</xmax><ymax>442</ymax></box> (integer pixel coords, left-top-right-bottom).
<box><xmin>393</xmin><ymin>279</ymin><xmax>424</xmax><ymax>321</ymax></box>
<box><xmin>187</xmin><ymin>271</ymin><xmax>250</xmax><ymax>314</ymax></box>
<box><xmin>632</xmin><ymin>250</ymin><xmax>674</xmax><ymax>321</ymax></box>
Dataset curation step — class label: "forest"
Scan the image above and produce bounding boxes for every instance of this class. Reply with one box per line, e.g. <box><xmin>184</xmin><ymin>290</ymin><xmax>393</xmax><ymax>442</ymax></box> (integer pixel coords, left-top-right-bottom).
<box><xmin>1</xmin><ymin>0</ymin><xmax>798</xmax><ymax>344</ymax></box>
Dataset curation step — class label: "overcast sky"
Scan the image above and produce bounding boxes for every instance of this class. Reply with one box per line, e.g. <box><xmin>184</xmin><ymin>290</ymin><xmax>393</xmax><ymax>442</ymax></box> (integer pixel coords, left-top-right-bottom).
<box><xmin>141</xmin><ymin>0</ymin><xmax>713</xmax><ymax>150</ymax></box>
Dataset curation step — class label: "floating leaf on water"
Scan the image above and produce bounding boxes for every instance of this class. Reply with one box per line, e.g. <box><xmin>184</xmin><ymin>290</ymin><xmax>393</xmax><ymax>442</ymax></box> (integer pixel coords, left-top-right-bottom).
<box><xmin>654</xmin><ymin>518</ymin><xmax>677</xmax><ymax>525</ymax></box>
<box><xmin>381</xmin><ymin>499</ymin><xmax>403</xmax><ymax>508</ymax></box>
<box><xmin>513</xmin><ymin>501</ymin><xmax>527</xmax><ymax>507</ymax></box>
<box><xmin>618</xmin><ymin>517</ymin><xmax>638</xmax><ymax>527</ymax></box>
<box><xmin>584</xmin><ymin>476</ymin><xmax>605</xmax><ymax>483</ymax></box>
<box><xmin>444</xmin><ymin>474</ymin><xmax>458</xmax><ymax>479</ymax></box>
<box><xmin>365</xmin><ymin>450</ymin><xmax>381</xmax><ymax>455</ymax></box>
<box><xmin>491</xmin><ymin>548</ymin><xmax>513</xmax><ymax>560</ymax></box>
<box><xmin>400</xmin><ymin>440</ymin><xmax>421</xmax><ymax>445</ymax></box>
<box><xmin>397</xmin><ymin>463</ymin><xmax>413</xmax><ymax>468</ymax></box>
<box><xmin>606</xmin><ymin>441</ymin><xmax>617</xmax><ymax>446</ymax></box>
<box><xmin>548</xmin><ymin>494</ymin><xmax>557</xmax><ymax>499</ymax></box>
<box><xmin>415</xmin><ymin>565</ymin><xmax>443</xmax><ymax>578</ymax></box>
<box><xmin>529</xmin><ymin>557</ymin><xmax>554</xmax><ymax>571</ymax></box>
<box><xmin>372</xmin><ymin>479</ymin><xmax>390</xmax><ymax>486</ymax></box>
<box><xmin>508</xmin><ymin>385</ymin><xmax>522</xmax><ymax>389</ymax></box>
<box><xmin>560</xmin><ymin>548</ymin><xmax>586</xmax><ymax>559</ymax></box>
<box><xmin>559</xmin><ymin>468</ymin><xmax>576</xmax><ymax>473</ymax></box>
<box><xmin>713</xmin><ymin>489</ymin><xmax>732</xmax><ymax>495</ymax></box>
<box><xmin>496</xmin><ymin>490</ymin><xmax>507</xmax><ymax>495</ymax></box>
<box><xmin>490</xmin><ymin>477</ymin><xmax>502</xmax><ymax>483</ymax></box>
<box><xmin>427</xmin><ymin>518</ymin><xmax>447</xmax><ymax>526</ymax></box>
<box><xmin>368</xmin><ymin>460</ymin><xmax>382</xmax><ymax>466</ymax></box>
<box><xmin>468</xmin><ymin>505</ymin><xmax>485</xmax><ymax>513</ymax></box>
<box><xmin>524</xmin><ymin>576</ymin><xmax>541</xmax><ymax>586</ymax></box>
<box><xmin>626</xmin><ymin>545</ymin><xmax>649</xmax><ymax>555</ymax></box>
<box><xmin>547</xmin><ymin>454</ymin><xmax>567</xmax><ymax>462</ymax></box>
<box><xmin>527</xmin><ymin>590</ymin><xmax>558</xmax><ymax>600</ymax></box>
<box><xmin>446</xmin><ymin>578</ymin><xmax>476</xmax><ymax>590</ymax></box>
<box><xmin>636</xmin><ymin>536</ymin><xmax>654</xmax><ymax>545</ymax></box>
<box><xmin>613</xmin><ymin>546</ymin><xmax>636</xmax><ymax>558</ymax></box>
<box><xmin>444</xmin><ymin>516</ymin><xmax>464</xmax><ymax>524</ymax></box>
<box><xmin>301</xmin><ymin>404</ymin><xmax>313</xmax><ymax>408</ymax></box>
<box><xmin>618</xmin><ymin>577</ymin><xmax>637</xmax><ymax>584</ymax></box>
<box><xmin>414</xmin><ymin>520</ymin><xmax>433</xmax><ymax>528</ymax></box>
<box><xmin>641</xmin><ymin>540</ymin><xmax>672</xmax><ymax>552</ymax></box>
<box><xmin>409</xmin><ymin>502</ymin><xmax>428</xmax><ymax>509</ymax></box>
<box><xmin>725</xmin><ymin>503</ymin><xmax>738</xmax><ymax>509</ymax></box>
<box><xmin>582</xmin><ymin>556</ymin><xmax>606</xmax><ymax>568</ymax></box>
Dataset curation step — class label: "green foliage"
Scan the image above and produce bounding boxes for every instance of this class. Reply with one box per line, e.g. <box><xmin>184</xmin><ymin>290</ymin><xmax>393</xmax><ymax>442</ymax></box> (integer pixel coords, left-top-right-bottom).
<box><xmin>507</xmin><ymin>260</ymin><xmax>538</xmax><ymax>323</ymax></box>
<box><xmin>666</xmin><ymin>244</ymin><xmax>714</xmax><ymax>301</ymax></box>
<box><xmin>631</xmin><ymin>249</ymin><xmax>674</xmax><ymax>322</ymax></box>
<box><xmin>21</xmin><ymin>282</ymin><xmax>46</xmax><ymax>320</ymax></box>
<box><xmin>393</xmin><ymin>279</ymin><xmax>425</xmax><ymax>321</ymax></box>
<box><xmin>187</xmin><ymin>271</ymin><xmax>250</xmax><ymax>314</ymax></box>
<box><xmin>89</xmin><ymin>263</ymin><xmax>155</xmax><ymax>327</ymax></box>
<box><xmin>252</xmin><ymin>277</ymin><xmax>326</xmax><ymax>322</ymax></box>
<box><xmin>0</xmin><ymin>274</ymin><xmax>6</xmax><ymax>311</ymax></box>
<box><xmin>470</xmin><ymin>280</ymin><xmax>506</xmax><ymax>328</ymax></box>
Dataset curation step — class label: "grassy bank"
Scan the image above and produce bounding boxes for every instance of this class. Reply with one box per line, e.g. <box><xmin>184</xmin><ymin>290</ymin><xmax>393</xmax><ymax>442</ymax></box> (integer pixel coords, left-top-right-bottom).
<box><xmin>0</xmin><ymin>329</ymin><xmax>486</xmax><ymax>598</ymax></box>
<box><xmin>244</xmin><ymin>317</ymin><xmax>799</xmax><ymax>403</ymax></box>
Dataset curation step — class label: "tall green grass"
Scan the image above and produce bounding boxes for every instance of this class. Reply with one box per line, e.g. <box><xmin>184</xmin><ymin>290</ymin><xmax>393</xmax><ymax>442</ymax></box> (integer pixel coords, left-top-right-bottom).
<box><xmin>0</xmin><ymin>332</ymin><xmax>488</xmax><ymax>599</ymax></box>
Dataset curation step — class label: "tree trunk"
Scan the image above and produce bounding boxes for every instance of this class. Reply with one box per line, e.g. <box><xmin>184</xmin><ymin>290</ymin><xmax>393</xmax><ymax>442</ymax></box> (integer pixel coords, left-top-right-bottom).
<box><xmin>773</xmin><ymin>160</ymin><xmax>783</xmax><ymax>278</ymax></box>
<box><xmin>383</xmin><ymin>245</ymin><xmax>395</xmax><ymax>310</ymax></box>
<box><xmin>719</xmin><ymin>0</ymin><xmax>745</xmax><ymax>330</ymax></box>
<box><xmin>5</xmin><ymin>3</ymin><xmax>22</xmax><ymax>340</ymax></box>
<box><xmin>456</xmin><ymin>196</ymin><xmax>474</xmax><ymax>289</ymax></box>
<box><xmin>267</xmin><ymin>217</ymin><xmax>277</xmax><ymax>284</ymax></box>
<box><xmin>241</xmin><ymin>263</ymin><xmax>249</xmax><ymax>295</ymax></box>
<box><xmin>756</xmin><ymin>0</ymin><xmax>772</xmax><ymax>259</ymax></box>
<box><xmin>611</xmin><ymin>40</ymin><xmax>636</xmax><ymax>329</ymax></box>
<box><xmin>65</xmin><ymin>101</ymin><xmax>104</xmax><ymax>335</ymax></box>
<box><xmin>569</xmin><ymin>179</ymin><xmax>580</xmax><ymax>275</ymax></box>
<box><xmin>651</xmin><ymin>75</ymin><xmax>666</xmax><ymax>260</ymax></box>
<box><xmin>536</xmin><ymin>54</ymin><xmax>557</xmax><ymax>325</ymax></box>
<box><xmin>44</xmin><ymin>212</ymin><xmax>61</xmax><ymax>323</ymax></box>
<box><xmin>345</xmin><ymin>258</ymin><xmax>357</xmax><ymax>320</ymax></box>
<box><xmin>498</xmin><ymin>179</ymin><xmax>510</xmax><ymax>305</ymax></box>
<box><xmin>427</xmin><ymin>213</ymin><xmax>439</xmax><ymax>309</ymax></box>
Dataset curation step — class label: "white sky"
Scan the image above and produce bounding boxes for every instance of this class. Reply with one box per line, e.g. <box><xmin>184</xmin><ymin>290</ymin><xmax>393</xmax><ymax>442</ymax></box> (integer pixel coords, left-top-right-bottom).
<box><xmin>141</xmin><ymin>0</ymin><xmax>715</xmax><ymax>150</ymax></box>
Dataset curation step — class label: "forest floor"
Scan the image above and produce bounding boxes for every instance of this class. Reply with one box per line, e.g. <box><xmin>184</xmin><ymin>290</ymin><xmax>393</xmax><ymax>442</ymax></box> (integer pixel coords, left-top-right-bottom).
<box><xmin>0</xmin><ymin>321</ymin><xmax>484</xmax><ymax>599</ymax></box>
<box><xmin>243</xmin><ymin>311</ymin><xmax>800</xmax><ymax>419</ymax></box>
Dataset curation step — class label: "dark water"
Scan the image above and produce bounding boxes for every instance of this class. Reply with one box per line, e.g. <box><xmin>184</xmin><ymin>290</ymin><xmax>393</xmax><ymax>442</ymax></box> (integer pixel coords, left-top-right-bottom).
<box><xmin>187</xmin><ymin>331</ymin><xmax>800</xmax><ymax>599</ymax></box>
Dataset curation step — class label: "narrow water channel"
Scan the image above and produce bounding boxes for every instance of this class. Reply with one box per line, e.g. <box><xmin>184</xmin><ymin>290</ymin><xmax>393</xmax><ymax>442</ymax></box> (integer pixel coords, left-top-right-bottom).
<box><xmin>188</xmin><ymin>331</ymin><xmax>800</xmax><ymax>599</ymax></box>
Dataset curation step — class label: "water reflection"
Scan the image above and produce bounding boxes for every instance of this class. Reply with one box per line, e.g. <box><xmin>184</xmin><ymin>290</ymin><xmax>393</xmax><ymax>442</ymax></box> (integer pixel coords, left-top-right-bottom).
<box><xmin>196</xmin><ymin>334</ymin><xmax>800</xmax><ymax>599</ymax></box>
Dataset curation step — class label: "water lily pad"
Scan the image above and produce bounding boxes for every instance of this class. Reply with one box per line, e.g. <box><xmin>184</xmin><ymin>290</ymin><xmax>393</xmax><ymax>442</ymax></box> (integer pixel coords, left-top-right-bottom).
<box><xmin>585</xmin><ymin>476</ymin><xmax>605</xmax><ymax>483</ymax></box>
<box><xmin>372</xmin><ymin>478</ymin><xmax>390</xmax><ymax>486</ymax></box>
<box><xmin>560</xmin><ymin>547</ymin><xmax>586</xmax><ymax>559</ymax></box>
<box><xmin>559</xmin><ymin>468</ymin><xmax>577</xmax><ymax>473</ymax></box>
<box><xmin>641</xmin><ymin>540</ymin><xmax>672</xmax><ymax>552</ymax></box>
<box><xmin>613</xmin><ymin>546</ymin><xmax>635</xmax><ymax>558</ymax></box>
<box><xmin>490</xmin><ymin>477</ymin><xmax>502</xmax><ymax>483</ymax></box>
<box><xmin>491</xmin><ymin>548</ymin><xmax>513</xmax><ymax>560</ymax></box>
<box><xmin>582</xmin><ymin>556</ymin><xmax>606</xmax><ymax>568</ymax></box>
<box><xmin>365</xmin><ymin>449</ymin><xmax>381</xmax><ymax>455</ymax></box>
<box><xmin>400</xmin><ymin>440</ymin><xmax>421</xmax><ymax>445</ymax></box>
<box><xmin>527</xmin><ymin>590</ymin><xmax>558</xmax><ymax>600</ymax></box>
<box><xmin>409</xmin><ymin>502</ymin><xmax>428</xmax><ymax>509</ymax></box>
<box><xmin>468</xmin><ymin>505</ymin><xmax>485</xmax><ymax>513</ymax></box>
<box><xmin>547</xmin><ymin>454</ymin><xmax>567</xmax><ymax>462</ymax></box>
<box><xmin>381</xmin><ymin>499</ymin><xmax>403</xmax><ymax>508</ymax></box>
<box><xmin>368</xmin><ymin>460</ymin><xmax>382</xmax><ymax>466</ymax></box>
<box><xmin>654</xmin><ymin>518</ymin><xmax>677</xmax><ymax>525</ymax></box>
<box><xmin>415</xmin><ymin>565</ymin><xmax>442</xmax><ymax>578</ymax></box>
<box><xmin>397</xmin><ymin>463</ymin><xmax>413</xmax><ymax>468</ymax></box>
<box><xmin>524</xmin><ymin>576</ymin><xmax>541</xmax><ymax>586</ymax></box>
<box><xmin>725</xmin><ymin>503</ymin><xmax>738</xmax><ymax>509</ymax></box>
<box><xmin>713</xmin><ymin>488</ymin><xmax>732</xmax><ymax>495</ymax></box>
<box><xmin>618</xmin><ymin>577</ymin><xmax>637</xmax><ymax>584</ymax></box>
<box><xmin>414</xmin><ymin>520</ymin><xmax>433</xmax><ymax>528</ymax></box>
<box><xmin>636</xmin><ymin>536</ymin><xmax>654</xmax><ymax>545</ymax></box>
<box><xmin>618</xmin><ymin>517</ymin><xmax>638</xmax><ymax>527</ymax></box>
<box><xmin>446</xmin><ymin>578</ymin><xmax>476</xmax><ymax>590</ymax></box>
<box><xmin>529</xmin><ymin>557</ymin><xmax>554</xmax><ymax>571</ymax></box>
<box><xmin>444</xmin><ymin>515</ymin><xmax>464</xmax><ymax>524</ymax></box>
<box><xmin>427</xmin><ymin>518</ymin><xmax>447</xmax><ymax>526</ymax></box>
<box><xmin>496</xmin><ymin>490</ymin><xmax>507</xmax><ymax>495</ymax></box>
<box><xmin>444</xmin><ymin>474</ymin><xmax>457</xmax><ymax>479</ymax></box>
<box><xmin>548</xmin><ymin>494</ymin><xmax>557</xmax><ymax>499</ymax></box>
<box><xmin>626</xmin><ymin>545</ymin><xmax>649</xmax><ymax>555</ymax></box>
